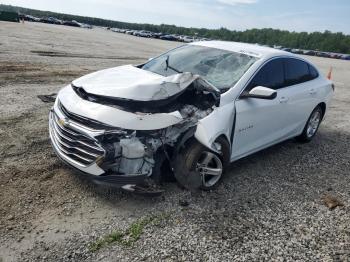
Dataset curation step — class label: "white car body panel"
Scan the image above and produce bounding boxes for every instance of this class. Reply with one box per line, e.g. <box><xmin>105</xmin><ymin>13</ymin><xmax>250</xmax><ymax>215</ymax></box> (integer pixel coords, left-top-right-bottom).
<box><xmin>249</xmin><ymin>86</ymin><xmax>277</xmax><ymax>97</ymax></box>
<box><xmin>50</xmin><ymin>41</ymin><xmax>334</xmax><ymax>181</ymax></box>
<box><xmin>58</xmin><ymin>85</ymin><xmax>184</xmax><ymax>130</ymax></box>
<box><xmin>72</xmin><ymin>65</ymin><xmax>200</xmax><ymax>101</ymax></box>
<box><xmin>232</xmin><ymin>77</ymin><xmax>333</xmax><ymax>160</ymax></box>
<box><xmin>194</xmin><ymin>103</ymin><xmax>235</xmax><ymax>150</ymax></box>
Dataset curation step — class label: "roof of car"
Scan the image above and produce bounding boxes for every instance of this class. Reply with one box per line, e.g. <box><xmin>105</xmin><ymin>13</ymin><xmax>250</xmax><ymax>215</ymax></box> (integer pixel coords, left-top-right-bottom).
<box><xmin>191</xmin><ymin>41</ymin><xmax>291</xmax><ymax>59</ymax></box>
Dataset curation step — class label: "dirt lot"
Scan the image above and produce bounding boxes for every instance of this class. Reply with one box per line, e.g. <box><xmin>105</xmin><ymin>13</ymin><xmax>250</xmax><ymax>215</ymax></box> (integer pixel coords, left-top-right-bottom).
<box><xmin>0</xmin><ymin>21</ymin><xmax>350</xmax><ymax>262</ymax></box>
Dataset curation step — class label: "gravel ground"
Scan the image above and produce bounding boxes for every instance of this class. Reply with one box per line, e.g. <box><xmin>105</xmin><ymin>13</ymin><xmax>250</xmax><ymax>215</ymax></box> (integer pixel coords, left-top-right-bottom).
<box><xmin>0</xmin><ymin>21</ymin><xmax>349</xmax><ymax>262</ymax></box>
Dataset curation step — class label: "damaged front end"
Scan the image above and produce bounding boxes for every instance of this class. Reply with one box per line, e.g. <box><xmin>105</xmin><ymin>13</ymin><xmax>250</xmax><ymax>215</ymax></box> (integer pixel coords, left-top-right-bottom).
<box><xmin>49</xmin><ymin>70</ymin><xmax>220</xmax><ymax>193</ymax></box>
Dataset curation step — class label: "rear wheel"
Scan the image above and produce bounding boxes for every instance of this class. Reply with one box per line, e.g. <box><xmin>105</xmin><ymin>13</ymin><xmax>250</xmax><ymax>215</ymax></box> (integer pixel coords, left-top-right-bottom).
<box><xmin>297</xmin><ymin>105</ymin><xmax>323</xmax><ymax>143</ymax></box>
<box><xmin>173</xmin><ymin>137</ymin><xmax>230</xmax><ymax>190</ymax></box>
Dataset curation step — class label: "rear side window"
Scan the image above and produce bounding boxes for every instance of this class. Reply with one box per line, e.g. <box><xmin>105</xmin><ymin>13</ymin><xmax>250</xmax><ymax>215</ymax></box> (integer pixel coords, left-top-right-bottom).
<box><xmin>247</xmin><ymin>59</ymin><xmax>284</xmax><ymax>91</ymax></box>
<box><xmin>308</xmin><ymin>64</ymin><xmax>319</xmax><ymax>79</ymax></box>
<box><xmin>284</xmin><ymin>58</ymin><xmax>315</xmax><ymax>86</ymax></box>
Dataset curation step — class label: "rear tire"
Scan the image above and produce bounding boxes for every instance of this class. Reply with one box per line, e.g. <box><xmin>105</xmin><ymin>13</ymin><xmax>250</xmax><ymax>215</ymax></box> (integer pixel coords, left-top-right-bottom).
<box><xmin>296</xmin><ymin>105</ymin><xmax>323</xmax><ymax>143</ymax></box>
<box><xmin>173</xmin><ymin>137</ymin><xmax>230</xmax><ymax>191</ymax></box>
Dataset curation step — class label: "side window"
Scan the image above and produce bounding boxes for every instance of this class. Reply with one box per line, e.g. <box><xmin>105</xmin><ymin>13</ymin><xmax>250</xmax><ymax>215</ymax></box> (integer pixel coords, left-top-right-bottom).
<box><xmin>308</xmin><ymin>64</ymin><xmax>319</xmax><ymax>79</ymax></box>
<box><xmin>246</xmin><ymin>59</ymin><xmax>284</xmax><ymax>91</ymax></box>
<box><xmin>284</xmin><ymin>58</ymin><xmax>312</xmax><ymax>86</ymax></box>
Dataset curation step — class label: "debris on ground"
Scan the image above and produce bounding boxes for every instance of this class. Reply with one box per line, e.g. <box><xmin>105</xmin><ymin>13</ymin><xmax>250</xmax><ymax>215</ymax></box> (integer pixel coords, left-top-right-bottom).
<box><xmin>322</xmin><ymin>194</ymin><xmax>344</xmax><ymax>210</ymax></box>
<box><xmin>179</xmin><ymin>199</ymin><xmax>190</xmax><ymax>207</ymax></box>
<box><xmin>37</xmin><ymin>93</ymin><xmax>57</xmax><ymax>103</ymax></box>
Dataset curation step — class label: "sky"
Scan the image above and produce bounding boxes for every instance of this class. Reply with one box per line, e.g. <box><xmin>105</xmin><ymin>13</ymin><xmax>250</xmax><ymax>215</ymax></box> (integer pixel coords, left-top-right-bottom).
<box><xmin>1</xmin><ymin>0</ymin><xmax>350</xmax><ymax>34</ymax></box>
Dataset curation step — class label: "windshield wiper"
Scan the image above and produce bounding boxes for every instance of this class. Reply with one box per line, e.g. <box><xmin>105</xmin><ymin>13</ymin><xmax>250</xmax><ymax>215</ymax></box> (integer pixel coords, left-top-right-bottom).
<box><xmin>165</xmin><ymin>55</ymin><xmax>182</xmax><ymax>73</ymax></box>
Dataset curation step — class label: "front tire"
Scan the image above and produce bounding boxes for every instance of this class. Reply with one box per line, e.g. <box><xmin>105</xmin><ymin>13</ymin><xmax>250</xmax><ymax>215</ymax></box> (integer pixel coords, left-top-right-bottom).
<box><xmin>173</xmin><ymin>137</ymin><xmax>230</xmax><ymax>190</ymax></box>
<box><xmin>297</xmin><ymin>105</ymin><xmax>323</xmax><ymax>143</ymax></box>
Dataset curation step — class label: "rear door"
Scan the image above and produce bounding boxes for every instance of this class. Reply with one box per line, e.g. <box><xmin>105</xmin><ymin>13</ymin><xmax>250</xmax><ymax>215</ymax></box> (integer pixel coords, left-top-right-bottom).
<box><xmin>282</xmin><ymin>58</ymin><xmax>320</xmax><ymax>132</ymax></box>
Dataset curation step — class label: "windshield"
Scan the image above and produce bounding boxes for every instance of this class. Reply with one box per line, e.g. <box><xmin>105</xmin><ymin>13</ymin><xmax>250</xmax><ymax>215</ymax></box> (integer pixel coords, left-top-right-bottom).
<box><xmin>142</xmin><ymin>45</ymin><xmax>258</xmax><ymax>90</ymax></box>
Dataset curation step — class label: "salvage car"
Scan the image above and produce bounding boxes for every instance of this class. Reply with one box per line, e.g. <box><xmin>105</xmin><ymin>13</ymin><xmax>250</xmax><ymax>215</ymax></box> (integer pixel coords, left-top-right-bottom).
<box><xmin>49</xmin><ymin>41</ymin><xmax>334</xmax><ymax>192</ymax></box>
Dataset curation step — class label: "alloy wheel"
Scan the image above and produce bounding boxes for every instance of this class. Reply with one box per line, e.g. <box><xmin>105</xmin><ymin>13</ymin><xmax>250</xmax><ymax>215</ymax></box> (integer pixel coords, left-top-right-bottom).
<box><xmin>307</xmin><ymin>110</ymin><xmax>321</xmax><ymax>138</ymax></box>
<box><xmin>196</xmin><ymin>151</ymin><xmax>223</xmax><ymax>188</ymax></box>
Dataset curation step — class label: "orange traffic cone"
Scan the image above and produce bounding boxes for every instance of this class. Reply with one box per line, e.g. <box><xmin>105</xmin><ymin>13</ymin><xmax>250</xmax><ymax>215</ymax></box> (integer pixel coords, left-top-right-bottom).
<box><xmin>327</xmin><ymin>67</ymin><xmax>333</xmax><ymax>80</ymax></box>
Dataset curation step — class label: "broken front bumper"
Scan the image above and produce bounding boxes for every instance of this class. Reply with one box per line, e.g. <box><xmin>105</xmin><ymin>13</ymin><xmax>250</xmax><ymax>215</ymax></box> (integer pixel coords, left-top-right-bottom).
<box><xmin>48</xmin><ymin>102</ymin><xmax>148</xmax><ymax>188</ymax></box>
<box><xmin>49</xmin><ymin>109</ymin><xmax>106</xmax><ymax>175</ymax></box>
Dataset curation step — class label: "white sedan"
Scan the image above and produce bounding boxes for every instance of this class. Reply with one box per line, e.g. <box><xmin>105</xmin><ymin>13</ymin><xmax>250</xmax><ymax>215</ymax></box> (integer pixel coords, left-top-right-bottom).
<box><xmin>49</xmin><ymin>41</ymin><xmax>334</xmax><ymax>192</ymax></box>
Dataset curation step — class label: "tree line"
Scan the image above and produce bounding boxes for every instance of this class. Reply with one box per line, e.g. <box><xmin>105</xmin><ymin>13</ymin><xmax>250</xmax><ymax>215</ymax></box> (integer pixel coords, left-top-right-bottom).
<box><xmin>1</xmin><ymin>4</ymin><xmax>350</xmax><ymax>54</ymax></box>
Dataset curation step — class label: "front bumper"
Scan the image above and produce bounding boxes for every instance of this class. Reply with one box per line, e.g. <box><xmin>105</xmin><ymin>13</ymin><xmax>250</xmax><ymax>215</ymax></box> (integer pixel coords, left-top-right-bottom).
<box><xmin>49</xmin><ymin>101</ymin><xmax>148</xmax><ymax>188</ymax></box>
<box><xmin>49</xmin><ymin>109</ymin><xmax>106</xmax><ymax>175</ymax></box>
<box><xmin>51</xmin><ymin>144</ymin><xmax>147</xmax><ymax>188</ymax></box>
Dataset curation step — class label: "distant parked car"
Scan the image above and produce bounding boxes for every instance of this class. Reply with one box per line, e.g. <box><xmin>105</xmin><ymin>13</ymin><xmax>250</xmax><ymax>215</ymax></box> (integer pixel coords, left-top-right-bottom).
<box><xmin>160</xmin><ymin>35</ymin><xmax>178</xmax><ymax>41</ymax></box>
<box><xmin>282</xmin><ymin>48</ymin><xmax>292</xmax><ymax>52</ymax></box>
<box><xmin>291</xmin><ymin>49</ymin><xmax>303</xmax><ymax>54</ymax></box>
<box><xmin>110</xmin><ymin>28</ymin><xmax>120</xmax><ymax>32</ymax></box>
<box><xmin>39</xmin><ymin>18</ymin><xmax>52</xmax><ymax>24</ymax></box>
<box><xmin>341</xmin><ymin>54</ymin><xmax>350</xmax><ymax>60</ymax></box>
<box><xmin>152</xmin><ymin>32</ymin><xmax>164</xmax><ymax>38</ymax></box>
<box><xmin>172</xmin><ymin>34</ymin><xmax>182</xmax><ymax>41</ymax></box>
<box><xmin>315</xmin><ymin>52</ymin><xmax>329</xmax><ymax>58</ymax></box>
<box><xmin>23</xmin><ymin>15</ymin><xmax>40</xmax><ymax>22</ymax></box>
<box><xmin>332</xmin><ymin>53</ymin><xmax>342</xmax><ymax>59</ymax></box>
<box><xmin>303</xmin><ymin>50</ymin><xmax>316</xmax><ymax>56</ymax></box>
<box><xmin>183</xmin><ymin>36</ymin><xmax>195</xmax><ymax>43</ymax></box>
<box><xmin>40</xmin><ymin>17</ymin><xmax>62</xmax><ymax>25</ymax></box>
<box><xmin>138</xmin><ymin>31</ymin><xmax>153</xmax><ymax>38</ymax></box>
<box><xmin>80</xmin><ymin>23</ymin><xmax>92</xmax><ymax>29</ymax></box>
<box><xmin>112</xmin><ymin>28</ymin><xmax>126</xmax><ymax>33</ymax></box>
<box><xmin>62</xmin><ymin>20</ymin><xmax>81</xmax><ymax>27</ymax></box>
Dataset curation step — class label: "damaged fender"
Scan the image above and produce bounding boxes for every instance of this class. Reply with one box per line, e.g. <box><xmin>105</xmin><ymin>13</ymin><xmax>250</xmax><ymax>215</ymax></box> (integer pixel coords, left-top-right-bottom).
<box><xmin>194</xmin><ymin>103</ymin><xmax>235</xmax><ymax>153</ymax></box>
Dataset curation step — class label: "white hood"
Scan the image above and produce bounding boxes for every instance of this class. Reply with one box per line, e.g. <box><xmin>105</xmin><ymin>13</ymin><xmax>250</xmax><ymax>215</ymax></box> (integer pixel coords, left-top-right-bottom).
<box><xmin>72</xmin><ymin>65</ymin><xmax>198</xmax><ymax>101</ymax></box>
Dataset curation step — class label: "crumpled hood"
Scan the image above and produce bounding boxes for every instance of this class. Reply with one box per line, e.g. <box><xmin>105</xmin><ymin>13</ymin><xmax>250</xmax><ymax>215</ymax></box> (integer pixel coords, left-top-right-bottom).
<box><xmin>72</xmin><ymin>65</ymin><xmax>198</xmax><ymax>101</ymax></box>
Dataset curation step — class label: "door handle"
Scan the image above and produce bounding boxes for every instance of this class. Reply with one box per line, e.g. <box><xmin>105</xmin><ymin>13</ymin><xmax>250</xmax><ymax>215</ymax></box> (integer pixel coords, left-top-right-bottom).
<box><xmin>279</xmin><ymin>96</ymin><xmax>289</xmax><ymax>103</ymax></box>
<box><xmin>309</xmin><ymin>88</ymin><xmax>316</xmax><ymax>95</ymax></box>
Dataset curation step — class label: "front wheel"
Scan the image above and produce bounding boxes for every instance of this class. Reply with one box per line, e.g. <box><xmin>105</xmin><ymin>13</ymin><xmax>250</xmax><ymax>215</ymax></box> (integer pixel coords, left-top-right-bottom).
<box><xmin>296</xmin><ymin>105</ymin><xmax>323</xmax><ymax>143</ymax></box>
<box><xmin>173</xmin><ymin>137</ymin><xmax>230</xmax><ymax>190</ymax></box>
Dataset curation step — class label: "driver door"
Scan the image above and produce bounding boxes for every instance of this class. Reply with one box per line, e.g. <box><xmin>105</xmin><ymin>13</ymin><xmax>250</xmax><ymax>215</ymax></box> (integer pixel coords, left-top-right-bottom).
<box><xmin>231</xmin><ymin>58</ymin><xmax>291</xmax><ymax>160</ymax></box>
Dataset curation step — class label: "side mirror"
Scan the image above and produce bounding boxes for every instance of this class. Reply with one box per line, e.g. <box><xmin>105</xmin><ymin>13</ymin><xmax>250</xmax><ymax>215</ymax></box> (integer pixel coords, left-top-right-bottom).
<box><xmin>242</xmin><ymin>86</ymin><xmax>277</xmax><ymax>100</ymax></box>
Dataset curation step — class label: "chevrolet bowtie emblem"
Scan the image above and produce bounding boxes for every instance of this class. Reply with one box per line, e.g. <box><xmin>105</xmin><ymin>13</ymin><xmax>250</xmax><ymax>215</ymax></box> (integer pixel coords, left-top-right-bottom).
<box><xmin>58</xmin><ymin>118</ymin><xmax>68</xmax><ymax>126</ymax></box>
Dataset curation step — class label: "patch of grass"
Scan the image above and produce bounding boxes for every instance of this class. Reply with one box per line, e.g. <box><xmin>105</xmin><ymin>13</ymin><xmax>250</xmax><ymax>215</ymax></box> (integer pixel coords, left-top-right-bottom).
<box><xmin>89</xmin><ymin>231</ymin><xmax>124</xmax><ymax>252</ymax></box>
<box><xmin>89</xmin><ymin>212</ymin><xmax>171</xmax><ymax>252</ymax></box>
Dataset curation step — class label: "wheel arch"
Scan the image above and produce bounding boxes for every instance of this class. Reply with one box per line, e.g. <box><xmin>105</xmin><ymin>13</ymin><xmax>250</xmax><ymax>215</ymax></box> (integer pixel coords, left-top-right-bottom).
<box><xmin>318</xmin><ymin>102</ymin><xmax>326</xmax><ymax>120</ymax></box>
<box><xmin>212</xmin><ymin>134</ymin><xmax>231</xmax><ymax>168</ymax></box>
<box><xmin>215</xmin><ymin>134</ymin><xmax>231</xmax><ymax>152</ymax></box>
<box><xmin>172</xmin><ymin>126</ymin><xmax>231</xmax><ymax>165</ymax></box>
